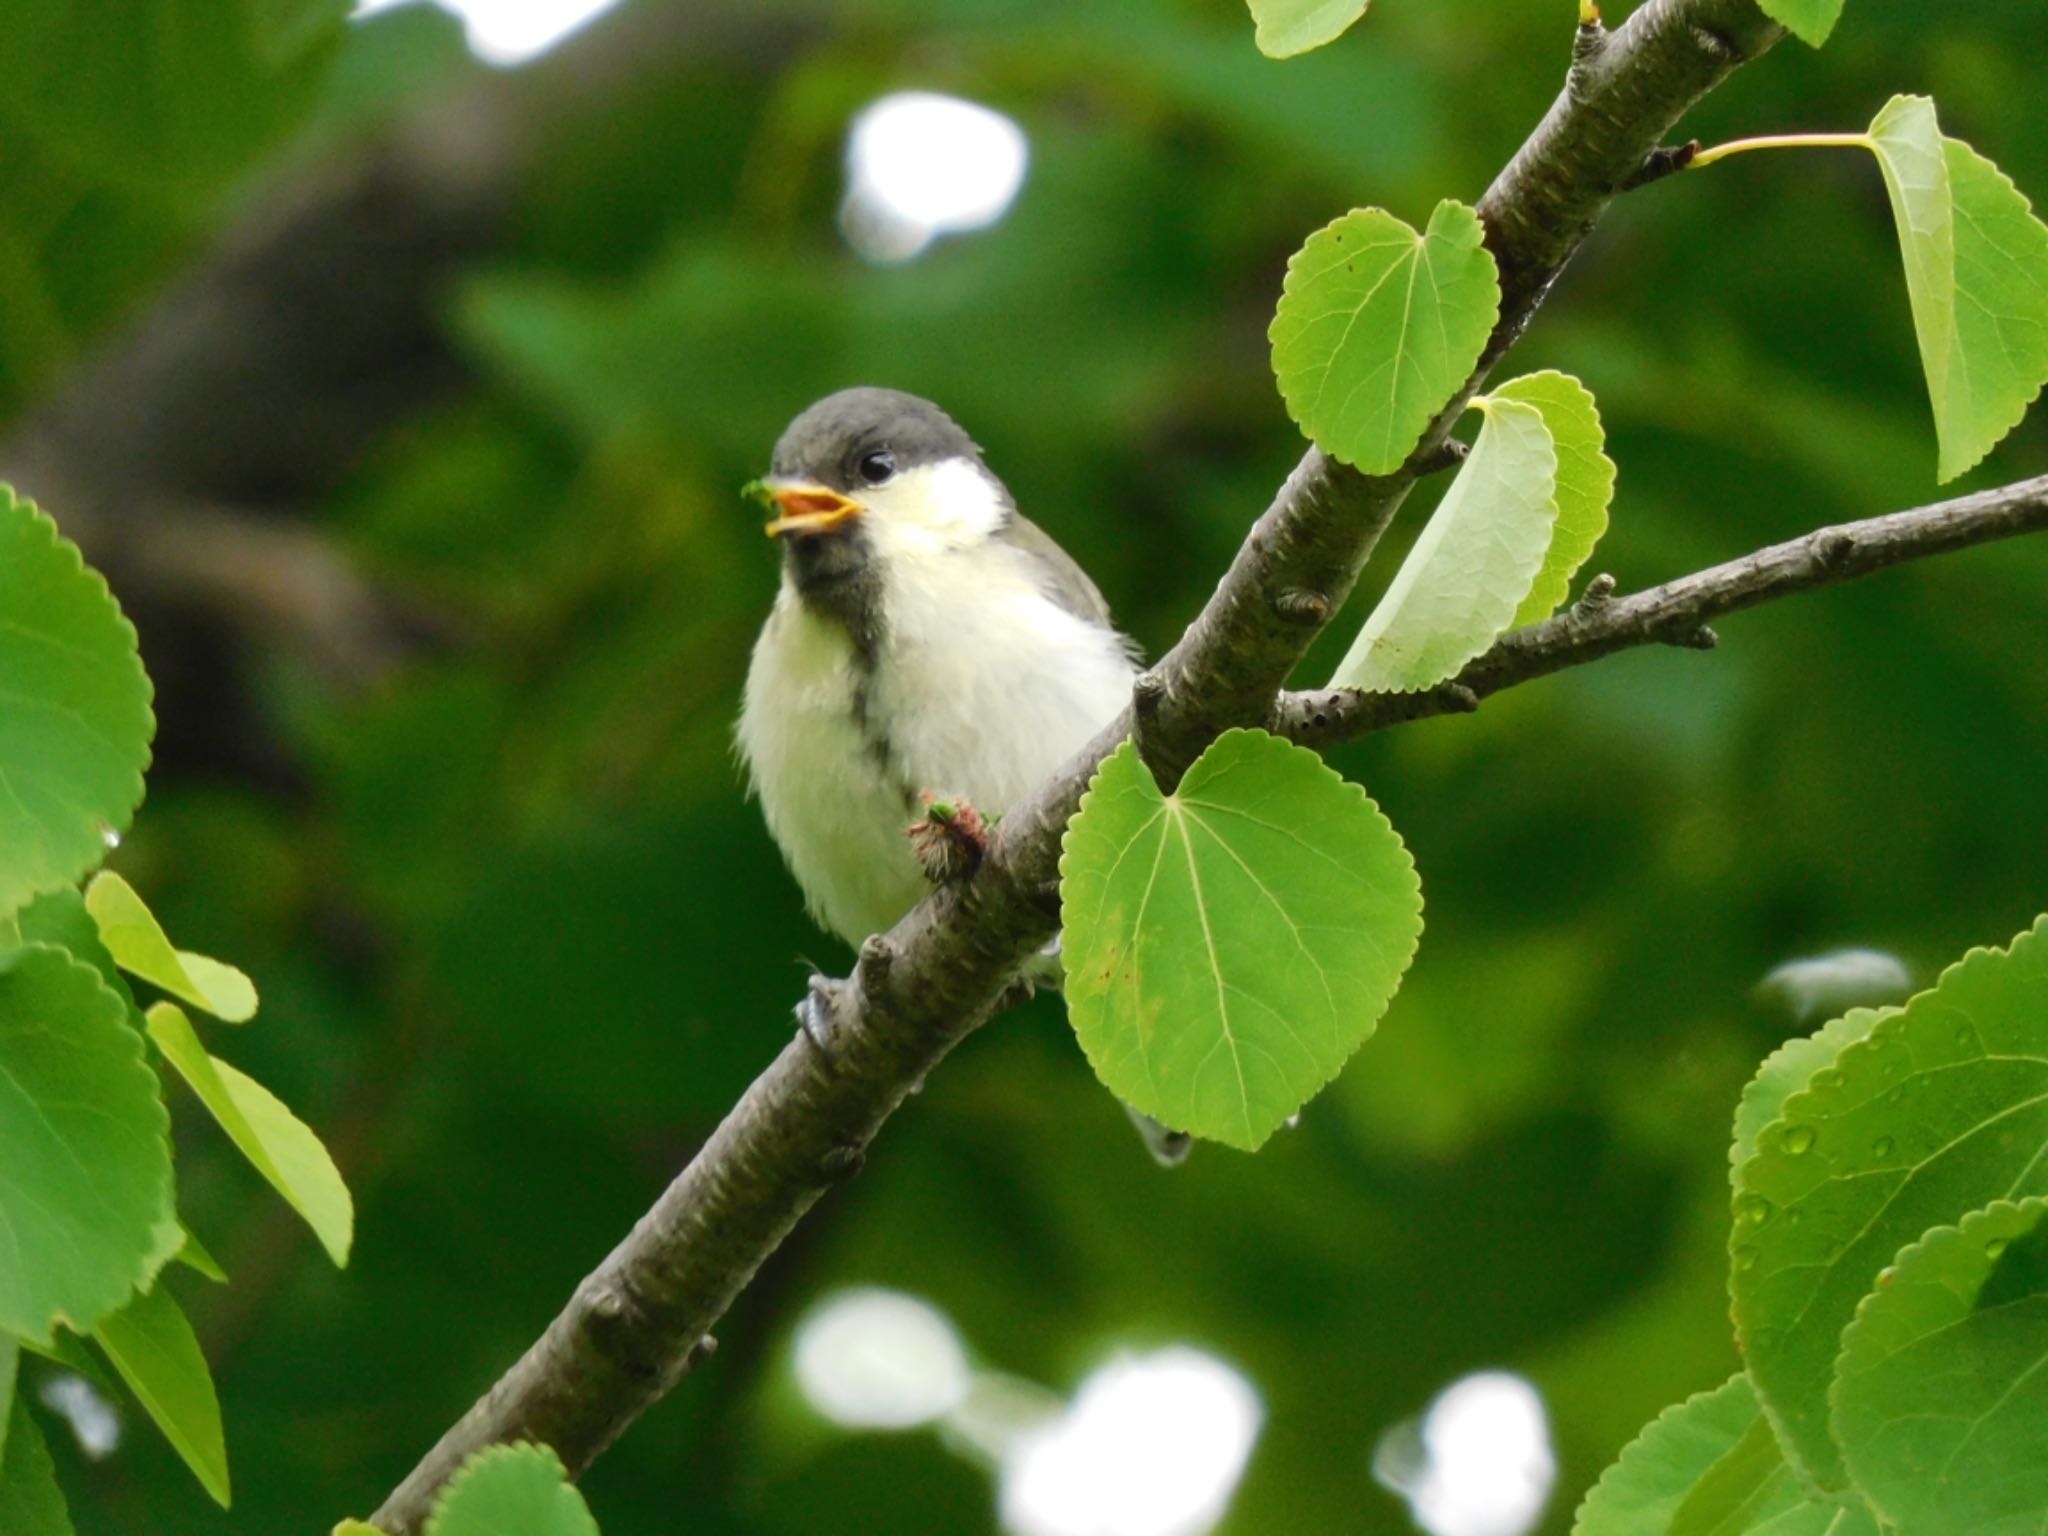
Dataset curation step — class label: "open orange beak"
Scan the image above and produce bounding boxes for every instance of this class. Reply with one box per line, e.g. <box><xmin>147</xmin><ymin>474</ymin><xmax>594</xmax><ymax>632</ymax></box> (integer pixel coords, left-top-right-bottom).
<box><xmin>761</xmin><ymin>480</ymin><xmax>862</xmax><ymax>539</ymax></box>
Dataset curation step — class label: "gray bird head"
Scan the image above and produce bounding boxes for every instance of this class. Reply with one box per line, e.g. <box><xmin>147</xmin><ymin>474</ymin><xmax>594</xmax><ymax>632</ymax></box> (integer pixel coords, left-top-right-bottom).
<box><xmin>755</xmin><ymin>388</ymin><xmax>1013</xmax><ymax>622</ymax></box>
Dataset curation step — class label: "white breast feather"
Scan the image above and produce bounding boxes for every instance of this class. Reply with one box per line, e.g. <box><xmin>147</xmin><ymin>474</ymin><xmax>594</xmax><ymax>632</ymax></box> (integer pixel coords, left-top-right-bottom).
<box><xmin>739</xmin><ymin>463</ymin><xmax>1135</xmax><ymax>946</ymax></box>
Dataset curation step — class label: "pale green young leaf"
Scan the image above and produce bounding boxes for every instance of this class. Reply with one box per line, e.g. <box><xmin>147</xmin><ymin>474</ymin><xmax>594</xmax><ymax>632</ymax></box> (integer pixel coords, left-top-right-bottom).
<box><xmin>146</xmin><ymin>1004</ymin><xmax>353</xmax><ymax>1266</ymax></box>
<box><xmin>1270</xmin><ymin>201</ymin><xmax>1500</xmax><ymax>474</ymax></box>
<box><xmin>1059</xmin><ymin>730</ymin><xmax>1422</xmax><ymax>1151</ymax></box>
<box><xmin>335</xmin><ymin>1523</ymin><xmax>387</xmax><ymax>1536</ymax></box>
<box><xmin>1328</xmin><ymin>395</ymin><xmax>1558</xmax><ymax>691</ymax></box>
<box><xmin>1246</xmin><ymin>0</ymin><xmax>1367</xmax><ymax>58</ymax></box>
<box><xmin>1832</xmin><ymin>1197</ymin><xmax>2048</xmax><ymax>1535</ymax></box>
<box><xmin>1866</xmin><ymin>96</ymin><xmax>2048</xmax><ymax>482</ymax></box>
<box><xmin>1733</xmin><ymin>916</ymin><xmax>2048</xmax><ymax>1488</ymax></box>
<box><xmin>84</xmin><ymin>872</ymin><xmax>257</xmax><ymax>1022</ymax></box>
<box><xmin>1492</xmin><ymin>371</ymin><xmax>1615</xmax><ymax>625</ymax></box>
<box><xmin>1572</xmin><ymin>1374</ymin><xmax>1873</xmax><ymax>1536</ymax></box>
<box><xmin>0</xmin><ymin>489</ymin><xmax>155</xmax><ymax>921</ymax></box>
<box><xmin>425</xmin><ymin>1443</ymin><xmax>600</xmax><ymax>1536</ymax></box>
<box><xmin>1757</xmin><ymin>0</ymin><xmax>1844</xmax><ymax>47</ymax></box>
<box><xmin>0</xmin><ymin>1395</ymin><xmax>73</xmax><ymax>1536</ymax></box>
<box><xmin>92</xmin><ymin>1279</ymin><xmax>229</xmax><ymax>1506</ymax></box>
<box><xmin>0</xmin><ymin>945</ymin><xmax>177</xmax><ymax>1344</ymax></box>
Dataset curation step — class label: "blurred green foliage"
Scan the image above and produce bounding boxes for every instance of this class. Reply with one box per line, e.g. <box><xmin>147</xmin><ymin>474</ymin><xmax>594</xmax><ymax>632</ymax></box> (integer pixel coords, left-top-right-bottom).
<box><xmin>4</xmin><ymin>0</ymin><xmax>2044</xmax><ymax>1532</ymax></box>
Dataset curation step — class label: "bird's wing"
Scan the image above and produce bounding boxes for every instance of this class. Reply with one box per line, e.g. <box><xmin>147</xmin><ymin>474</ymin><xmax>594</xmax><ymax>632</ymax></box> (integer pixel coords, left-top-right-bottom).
<box><xmin>998</xmin><ymin>512</ymin><xmax>1115</xmax><ymax>626</ymax></box>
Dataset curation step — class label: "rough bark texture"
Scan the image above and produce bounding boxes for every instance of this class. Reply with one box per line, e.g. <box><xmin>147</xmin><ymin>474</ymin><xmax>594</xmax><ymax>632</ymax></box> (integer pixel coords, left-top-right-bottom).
<box><xmin>368</xmin><ymin>0</ymin><xmax>1811</xmax><ymax>1527</ymax></box>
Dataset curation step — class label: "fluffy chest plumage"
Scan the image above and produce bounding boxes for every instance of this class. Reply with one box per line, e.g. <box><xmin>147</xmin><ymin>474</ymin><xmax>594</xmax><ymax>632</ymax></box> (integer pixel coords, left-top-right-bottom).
<box><xmin>739</xmin><ymin>540</ymin><xmax>1135</xmax><ymax>945</ymax></box>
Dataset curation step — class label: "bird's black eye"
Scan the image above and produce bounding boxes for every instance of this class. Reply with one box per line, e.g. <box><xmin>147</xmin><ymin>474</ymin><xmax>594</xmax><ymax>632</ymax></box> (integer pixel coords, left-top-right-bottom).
<box><xmin>855</xmin><ymin>448</ymin><xmax>897</xmax><ymax>486</ymax></box>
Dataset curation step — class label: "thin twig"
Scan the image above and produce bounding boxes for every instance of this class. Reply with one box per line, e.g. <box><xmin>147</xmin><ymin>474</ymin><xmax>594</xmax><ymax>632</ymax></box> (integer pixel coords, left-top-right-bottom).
<box><xmin>1275</xmin><ymin>474</ymin><xmax>2048</xmax><ymax>748</ymax></box>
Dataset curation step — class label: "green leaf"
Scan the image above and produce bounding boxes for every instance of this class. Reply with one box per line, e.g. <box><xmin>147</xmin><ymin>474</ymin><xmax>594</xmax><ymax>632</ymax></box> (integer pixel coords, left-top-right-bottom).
<box><xmin>1270</xmin><ymin>201</ymin><xmax>1500</xmax><ymax>474</ymax></box>
<box><xmin>84</xmin><ymin>872</ymin><xmax>257</xmax><ymax>1022</ymax></box>
<box><xmin>0</xmin><ymin>489</ymin><xmax>155</xmax><ymax>921</ymax></box>
<box><xmin>1059</xmin><ymin>729</ymin><xmax>1423</xmax><ymax>1151</ymax></box>
<box><xmin>175</xmin><ymin>1225</ymin><xmax>227</xmax><ymax>1284</ymax></box>
<box><xmin>1728</xmin><ymin>1006</ymin><xmax>1894</xmax><ymax>1179</ymax></box>
<box><xmin>1246</xmin><ymin>0</ymin><xmax>1368</xmax><ymax>58</ymax></box>
<box><xmin>0</xmin><ymin>1337</ymin><xmax>15</xmax><ymax>1462</ymax></box>
<box><xmin>92</xmin><ymin>1278</ymin><xmax>229</xmax><ymax>1506</ymax></box>
<box><xmin>0</xmin><ymin>1395</ymin><xmax>72</xmax><ymax>1536</ymax></box>
<box><xmin>1733</xmin><ymin>915</ymin><xmax>2048</xmax><ymax>1487</ymax></box>
<box><xmin>1866</xmin><ymin>96</ymin><xmax>2048</xmax><ymax>482</ymax></box>
<box><xmin>335</xmin><ymin>1523</ymin><xmax>387</xmax><ymax>1536</ymax></box>
<box><xmin>146</xmin><ymin>1004</ymin><xmax>353</xmax><ymax>1266</ymax></box>
<box><xmin>1492</xmin><ymin>371</ymin><xmax>1615</xmax><ymax>625</ymax></box>
<box><xmin>1832</xmin><ymin>1197</ymin><xmax>2048</xmax><ymax>1534</ymax></box>
<box><xmin>0</xmin><ymin>945</ymin><xmax>177</xmax><ymax>1343</ymax></box>
<box><xmin>1573</xmin><ymin>1374</ymin><xmax>1874</xmax><ymax>1536</ymax></box>
<box><xmin>1327</xmin><ymin>395</ymin><xmax>1558</xmax><ymax>692</ymax></box>
<box><xmin>11</xmin><ymin>887</ymin><xmax>132</xmax><ymax>1008</ymax></box>
<box><xmin>1756</xmin><ymin>0</ymin><xmax>1844</xmax><ymax>48</ymax></box>
<box><xmin>425</xmin><ymin>1443</ymin><xmax>600</xmax><ymax>1536</ymax></box>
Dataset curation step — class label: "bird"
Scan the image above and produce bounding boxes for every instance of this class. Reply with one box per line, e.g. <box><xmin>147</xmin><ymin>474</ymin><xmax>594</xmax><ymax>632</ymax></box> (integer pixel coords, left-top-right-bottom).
<box><xmin>736</xmin><ymin>386</ymin><xmax>1190</xmax><ymax>1163</ymax></box>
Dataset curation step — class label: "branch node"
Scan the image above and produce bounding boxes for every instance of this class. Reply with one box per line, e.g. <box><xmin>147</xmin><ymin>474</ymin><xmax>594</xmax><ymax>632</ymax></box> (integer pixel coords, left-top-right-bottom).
<box><xmin>1622</xmin><ymin>141</ymin><xmax>1700</xmax><ymax>191</ymax></box>
<box><xmin>795</xmin><ymin>975</ymin><xmax>848</xmax><ymax>1066</ymax></box>
<box><xmin>1439</xmin><ymin>683</ymin><xmax>1482</xmax><ymax>714</ymax></box>
<box><xmin>1568</xmin><ymin>5</ymin><xmax>1609</xmax><ymax>100</ymax></box>
<box><xmin>1572</xmin><ymin>572</ymin><xmax>1618</xmax><ymax>615</ymax></box>
<box><xmin>857</xmin><ymin>932</ymin><xmax>895</xmax><ymax>988</ymax></box>
<box><xmin>818</xmin><ymin>1143</ymin><xmax>866</xmax><ymax>1184</ymax></box>
<box><xmin>1412</xmin><ymin>437</ymin><xmax>1470</xmax><ymax>477</ymax></box>
<box><xmin>908</xmin><ymin>793</ymin><xmax>989</xmax><ymax>884</ymax></box>
<box><xmin>1691</xmin><ymin>23</ymin><xmax>1741</xmax><ymax>61</ymax></box>
<box><xmin>1666</xmin><ymin>623</ymin><xmax>1720</xmax><ymax>650</ymax></box>
<box><xmin>1814</xmin><ymin>529</ymin><xmax>1856</xmax><ymax>568</ymax></box>
<box><xmin>685</xmin><ymin>1335</ymin><xmax>719</xmax><ymax>1370</ymax></box>
<box><xmin>1273</xmin><ymin>588</ymin><xmax>1332</xmax><ymax>625</ymax></box>
<box><xmin>1131</xmin><ymin>670</ymin><xmax>1168</xmax><ymax>720</ymax></box>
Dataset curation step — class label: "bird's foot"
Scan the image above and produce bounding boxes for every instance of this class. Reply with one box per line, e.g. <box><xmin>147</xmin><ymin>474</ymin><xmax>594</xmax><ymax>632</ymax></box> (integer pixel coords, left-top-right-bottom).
<box><xmin>795</xmin><ymin>973</ymin><xmax>847</xmax><ymax>1064</ymax></box>
<box><xmin>907</xmin><ymin>792</ymin><xmax>991</xmax><ymax>884</ymax></box>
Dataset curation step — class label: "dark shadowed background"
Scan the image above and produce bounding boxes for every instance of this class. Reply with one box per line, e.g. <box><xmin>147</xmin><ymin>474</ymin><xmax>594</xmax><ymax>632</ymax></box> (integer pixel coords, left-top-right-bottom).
<box><xmin>4</xmin><ymin>0</ymin><xmax>2044</xmax><ymax>1531</ymax></box>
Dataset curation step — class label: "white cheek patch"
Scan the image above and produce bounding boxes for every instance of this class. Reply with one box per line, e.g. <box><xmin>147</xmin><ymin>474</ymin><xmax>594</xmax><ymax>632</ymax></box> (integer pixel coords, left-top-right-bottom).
<box><xmin>863</xmin><ymin>457</ymin><xmax>1008</xmax><ymax>555</ymax></box>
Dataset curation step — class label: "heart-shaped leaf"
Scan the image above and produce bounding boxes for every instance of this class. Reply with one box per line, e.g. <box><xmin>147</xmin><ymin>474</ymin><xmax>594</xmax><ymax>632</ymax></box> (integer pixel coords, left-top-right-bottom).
<box><xmin>0</xmin><ymin>944</ymin><xmax>176</xmax><ymax>1343</ymax></box>
<box><xmin>1271</xmin><ymin>201</ymin><xmax>1500</xmax><ymax>474</ymax></box>
<box><xmin>1758</xmin><ymin>0</ymin><xmax>1845</xmax><ymax>47</ymax></box>
<box><xmin>1733</xmin><ymin>916</ymin><xmax>2048</xmax><ymax>1487</ymax></box>
<box><xmin>1832</xmin><ymin>1197</ymin><xmax>2048</xmax><ymax>1535</ymax></box>
<box><xmin>1328</xmin><ymin>393</ymin><xmax>1558</xmax><ymax>692</ymax></box>
<box><xmin>1572</xmin><ymin>1373</ymin><xmax>1875</xmax><ymax>1536</ymax></box>
<box><xmin>1492</xmin><ymin>371</ymin><xmax>1614</xmax><ymax>625</ymax></box>
<box><xmin>1866</xmin><ymin>96</ymin><xmax>2048</xmax><ymax>482</ymax></box>
<box><xmin>1246</xmin><ymin>0</ymin><xmax>1368</xmax><ymax>58</ymax></box>
<box><xmin>0</xmin><ymin>488</ymin><xmax>154</xmax><ymax>921</ymax></box>
<box><xmin>146</xmin><ymin>1003</ymin><xmax>352</xmax><ymax>1266</ymax></box>
<box><xmin>85</xmin><ymin>873</ymin><xmax>257</xmax><ymax>1023</ymax></box>
<box><xmin>1059</xmin><ymin>729</ymin><xmax>1422</xmax><ymax>1151</ymax></box>
<box><xmin>92</xmin><ymin>1278</ymin><xmax>229</xmax><ymax>1507</ymax></box>
<box><xmin>425</xmin><ymin>1443</ymin><xmax>600</xmax><ymax>1536</ymax></box>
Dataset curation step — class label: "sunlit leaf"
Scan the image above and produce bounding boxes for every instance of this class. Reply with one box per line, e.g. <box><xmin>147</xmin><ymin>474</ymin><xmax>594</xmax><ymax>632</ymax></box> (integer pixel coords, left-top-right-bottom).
<box><xmin>1758</xmin><ymin>0</ymin><xmax>1845</xmax><ymax>47</ymax></box>
<box><xmin>1728</xmin><ymin>1005</ymin><xmax>1894</xmax><ymax>1177</ymax></box>
<box><xmin>146</xmin><ymin>1004</ymin><xmax>352</xmax><ymax>1266</ymax></box>
<box><xmin>1733</xmin><ymin>916</ymin><xmax>2048</xmax><ymax>1487</ymax></box>
<box><xmin>11</xmin><ymin>887</ymin><xmax>132</xmax><ymax>1008</ymax></box>
<box><xmin>1832</xmin><ymin>1197</ymin><xmax>2048</xmax><ymax>1534</ymax></box>
<box><xmin>0</xmin><ymin>1394</ymin><xmax>72</xmax><ymax>1536</ymax></box>
<box><xmin>1270</xmin><ymin>201</ymin><xmax>1499</xmax><ymax>474</ymax></box>
<box><xmin>1246</xmin><ymin>0</ymin><xmax>1367</xmax><ymax>58</ymax></box>
<box><xmin>0</xmin><ymin>489</ymin><xmax>154</xmax><ymax>921</ymax></box>
<box><xmin>1492</xmin><ymin>371</ymin><xmax>1614</xmax><ymax>625</ymax></box>
<box><xmin>425</xmin><ymin>1443</ymin><xmax>600</xmax><ymax>1536</ymax></box>
<box><xmin>93</xmin><ymin>1278</ymin><xmax>229</xmax><ymax>1506</ymax></box>
<box><xmin>0</xmin><ymin>944</ymin><xmax>177</xmax><ymax>1343</ymax></box>
<box><xmin>1327</xmin><ymin>395</ymin><xmax>1557</xmax><ymax>692</ymax></box>
<box><xmin>1866</xmin><ymin>96</ymin><xmax>2048</xmax><ymax>481</ymax></box>
<box><xmin>1060</xmin><ymin>730</ymin><xmax>1422</xmax><ymax>1151</ymax></box>
<box><xmin>85</xmin><ymin>872</ymin><xmax>257</xmax><ymax>1022</ymax></box>
<box><xmin>1572</xmin><ymin>1373</ymin><xmax>1874</xmax><ymax>1536</ymax></box>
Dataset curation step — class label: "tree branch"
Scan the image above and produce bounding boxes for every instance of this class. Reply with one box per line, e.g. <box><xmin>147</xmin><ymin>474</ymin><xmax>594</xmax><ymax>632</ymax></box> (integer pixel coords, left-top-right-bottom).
<box><xmin>370</xmin><ymin>0</ymin><xmax>1789</xmax><ymax>1526</ymax></box>
<box><xmin>1276</xmin><ymin>473</ymin><xmax>2048</xmax><ymax>747</ymax></box>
